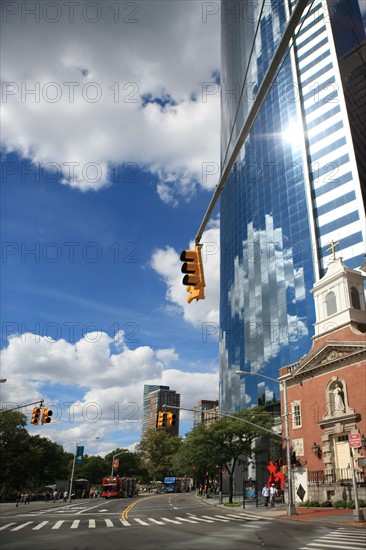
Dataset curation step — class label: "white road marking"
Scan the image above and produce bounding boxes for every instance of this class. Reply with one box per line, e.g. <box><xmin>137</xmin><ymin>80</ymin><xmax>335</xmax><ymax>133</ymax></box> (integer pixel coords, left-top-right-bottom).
<box><xmin>71</xmin><ymin>520</ymin><xmax>80</xmax><ymax>529</ymax></box>
<box><xmin>148</xmin><ymin>518</ymin><xmax>165</xmax><ymax>525</ymax></box>
<box><xmin>11</xmin><ymin>522</ymin><xmax>33</xmax><ymax>531</ymax></box>
<box><xmin>160</xmin><ymin>517</ymin><xmax>182</xmax><ymax>524</ymax></box>
<box><xmin>120</xmin><ymin>518</ymin><xmax>131</xmax><ymax>526</ymax></box>
<box><xmin>51</xmin><ymin>520</ymin><xmax>64</xmax><ymax>529</ymax></box>
<box><xmin>32</xmin><ymin>521</ymin><xmax>49</xmax><ymax>530</ymax></box>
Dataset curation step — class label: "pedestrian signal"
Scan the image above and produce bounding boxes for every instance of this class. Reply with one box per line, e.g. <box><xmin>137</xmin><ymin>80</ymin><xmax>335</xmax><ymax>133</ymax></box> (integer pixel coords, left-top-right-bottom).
<box><xmin>41</xmin><ymin>408</ymin><xmax>53</xmax><ymax>424</ymax></box>
<box><xmin>166</xmin><ymin>412</ymin><xmax>176</xmax><ymax>427</ymax></box>
<box><xmin>180</xmin><ymin>245</ymin><xmax>205</xmax><ymax>303</ymax></box>
<box><xmin>31</xmin><ymin>406</ymin><xmax>41</xmax><ymax>425</ymax></box>
<box><xmin>157</xmin><ymin>411</ymin><xmax>167</xmax><ymax>429</ymax></box>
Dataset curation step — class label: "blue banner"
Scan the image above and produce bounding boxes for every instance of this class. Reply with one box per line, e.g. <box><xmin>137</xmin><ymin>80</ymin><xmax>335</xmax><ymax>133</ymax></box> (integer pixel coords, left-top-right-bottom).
<box><xmin>76</xmin><ymin>445</ymin><xmax>84</xmax><ymax>464</ymax></box>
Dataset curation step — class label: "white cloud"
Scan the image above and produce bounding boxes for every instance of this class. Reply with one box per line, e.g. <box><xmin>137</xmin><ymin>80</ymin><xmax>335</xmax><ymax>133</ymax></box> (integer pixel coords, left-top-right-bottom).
<box><xmin>1</xmin><ymin>0</ymin><xmax>221</xmax><ymax>197</ymax></box>
<box><xmin>150</xmin><ymin>218</ymin><xmax>220</xmax><ymax>327</ymax></box>
<box><xmin>0</xmin><ymin>328</ymin><xmax>218</xmax><ymax>451</ymax></box>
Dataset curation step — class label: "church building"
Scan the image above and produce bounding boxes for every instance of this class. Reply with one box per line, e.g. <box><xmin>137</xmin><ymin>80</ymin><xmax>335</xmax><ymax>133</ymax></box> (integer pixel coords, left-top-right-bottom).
<box><xmin>279</xmin><ymin>252</ymin><xmax>366</xmax><ymax>504</ymax></box>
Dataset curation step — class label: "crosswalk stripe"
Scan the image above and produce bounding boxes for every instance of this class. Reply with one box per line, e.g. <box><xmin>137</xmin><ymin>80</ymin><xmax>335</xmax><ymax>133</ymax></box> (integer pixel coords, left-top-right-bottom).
<box><xmin>148</xmin><ymin>518</ymin><xmax>165</xmax><ymax>525</ymax></box>
<box><xmin>105</xmin><ymin>519</ymin><xmax>114</xmax><ymax>527</ymax></box>
<box><xmin>226</xmin><ymin>514</ymin><xmax>247</xmax><ymax>519</ymax></box>
<box><xmin>187</xmin><ymin>516</ymin><xmax>214</xmax><ymax>523</ymax></box>
<box><xmin>51</xmin><ymin>520</ymin><xmax>64</xmax><ymax>529</ymax></box>
<box><xmin>88</xmin><ymin>519</ymin><xmax>96</xmax><ymax>528</ymax></box>
<box><xmin>0</xmin><ymin>523</ymin><xmax>16</xmax><ymax>531</ymax></box>
<box><xmin>33</xmin><ymin>521</ymin><xmax>49</xmax><ymax>530</ymax></box>
<box><xmin>305</xmin><ymin>543</ymin><xmax>358</xmax><ymax>549</ymax></box>
<box><xmin>161</xmin><ymin>517</ymin><xmax>182</xmax><ymax>524</ymax></box>
<box><xmin>71</xmin><ymin>520</ymin><xmax>80</xmax><ymax>529</ymax></box>
<box><xmin>319</xmin><ymin>535</ymin><xmax>365</xmax><ymax>545</ymax></box>
<box><xmin>11</xmin><ymin>522</ymin><xmax>33</xmax><ymax>531</ymax></box>
<box><xmin>214</xmin><ymin>515</ymin><xmax>235</xmax><ymax>521</ymax></box>
<box><xmin>134</xmin><ymin>518</ymin><xmax>149</xmax><ymax>526</ymax></box>
<box><xmin>175</xmin><ymin>517</ymin><xmax>198</xmax><ymax>524</ymax></box>
<box><xmin>207</xmin><ymin>515</ymin><xmax>229</xmax><ymax>522</ymax></box>
<box><xmin>120</xmin><ymin>518</ymin><xmax>131</xmax><ymax>526</ymax></box>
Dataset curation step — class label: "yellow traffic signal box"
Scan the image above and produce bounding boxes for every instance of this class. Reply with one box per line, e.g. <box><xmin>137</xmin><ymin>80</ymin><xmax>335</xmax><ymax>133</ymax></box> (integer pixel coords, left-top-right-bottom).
<box><xmin>180</xmin><ymin>245</ymin><xmax>205</xmax><ymax>303</ymax></box>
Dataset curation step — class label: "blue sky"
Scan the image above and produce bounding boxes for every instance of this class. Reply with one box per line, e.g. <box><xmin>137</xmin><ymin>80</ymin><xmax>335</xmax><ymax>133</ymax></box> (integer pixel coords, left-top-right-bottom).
<box><xmin>0</xmin><ymin>0</ymin><xmax>221</xmax><ymax>456</ymax></box>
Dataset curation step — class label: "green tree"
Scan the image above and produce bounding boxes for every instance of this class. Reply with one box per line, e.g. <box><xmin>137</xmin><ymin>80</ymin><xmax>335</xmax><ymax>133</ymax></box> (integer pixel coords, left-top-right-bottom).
<box><xmin>174</xmin><ymin>407</ymin><xmax>275</xmax><ymax>503</ymax></box>
<box><xmin>74</xmin><ymin>454</ymin><xmax>106</xmax><ymax>485</ymax></box>
<box><xmin>136</xmin><ymin>429</ymin><xmax>182</xmax><ymax>481</ymax></box>
<box><xmin>104</xmin><ymin>448</ymin><xmax>147</xmax><ymax>480</ymax></box>
<box><xmin>0</xmin><ymin>411</ymin><xmax>32</xmax><ymax>495</ymax></box>
<box><xmin>27</xmin><ymin>435</ymin><xmax>70</xmax><ymax>489</ymax></box>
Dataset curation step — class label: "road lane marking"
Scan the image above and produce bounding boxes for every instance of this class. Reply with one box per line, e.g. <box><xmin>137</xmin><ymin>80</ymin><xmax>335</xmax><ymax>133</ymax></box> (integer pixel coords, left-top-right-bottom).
<box><xmin>134</xmin><ymin>518</ymin><xmax>149</xmax><ymax>526</ymax></box>
<box><xmin>51</xmin><ymin>520</ymin><xmax>64</xmax><ymax>529</ymax></box>
<box><xmin>187</xmin><ymin>515</ymin><xmax>214</xmax><ymax>523</ymax></box>
<box><xmin>120</xmin><ymin>518</ymin><xmax>131</xmax><ymax>526</ymax></box>
<box><xmin>88</xmin><ymin>519</ymin><xmax>96</xmax><ymax>528</ymax></box>
<box><xmin>205</xmin><ymin>515</ymin><xmax>230</xmax><ymax>522</ymax></box>
<box><xmin>11</xmin><ymin>522</ymin><xmax>33</xmax><ymax>531</ymax></box>
<box><xmin>148</xmin><ymin>518</ymin><xmax>165</xmax><ymax>525</ymax></box>
<box><xmin>0</xmin><ymin>523</ymin><xmax>16</xmax><ymax>531</ymax></box>
<box><xmin>71</xmin><ymin>520</ymin><xmax>80</xmax><ymax>529</ymax></box>
<box><xmin>161</xmin><ymin>517</ymin><xmax>182</xmax><ymax>524</ymax></box>
<box><xmin>175</xmin><ymin>517</ymin><xmax>198</xmax><ymax>524</ymax></box>
<box><xmin>105</xmin><ymin>519</ymin><xmax>114</xmax><ymax>527</ymax></box>
<box><xmin>33</xmin><ymin>521</ymin><xmax>49</xmax><ymax>530</ymax></box>
<box><xmin>214</xmin><ymin>515</ymin><xmax>237</xmax><ymax>521</ymax></box>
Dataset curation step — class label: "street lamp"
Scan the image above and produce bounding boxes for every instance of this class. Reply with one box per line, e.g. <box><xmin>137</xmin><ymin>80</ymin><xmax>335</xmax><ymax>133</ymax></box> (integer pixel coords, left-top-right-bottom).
<box><xmin>68</xmin><ymin>436</ymin><xmax>100</xmax><ymax>502</ymax></box>
<box><xmin>235</xmin><ymin>370</ymin><xmax>296</xmax><ymax>516</ymax></box>
<box><xmin>111</xmin><ymin>450</ymin><xmax>127</xmax><ymax>477</ymax></box>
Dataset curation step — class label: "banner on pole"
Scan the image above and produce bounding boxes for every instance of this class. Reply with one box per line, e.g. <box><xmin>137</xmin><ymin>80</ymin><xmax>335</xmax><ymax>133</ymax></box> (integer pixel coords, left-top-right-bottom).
<box><xmin>76</xmin><ymin>446</ymin><xmax>84</xmax><ymax>464</ymax></box>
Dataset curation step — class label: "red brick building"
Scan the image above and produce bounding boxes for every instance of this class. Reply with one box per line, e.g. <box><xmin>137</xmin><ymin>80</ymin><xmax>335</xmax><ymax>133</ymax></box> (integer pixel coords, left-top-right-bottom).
<box><xmin>279</xmin><ymin>257</ymin><xmax>366</xmax><ymax>503</ymax></box>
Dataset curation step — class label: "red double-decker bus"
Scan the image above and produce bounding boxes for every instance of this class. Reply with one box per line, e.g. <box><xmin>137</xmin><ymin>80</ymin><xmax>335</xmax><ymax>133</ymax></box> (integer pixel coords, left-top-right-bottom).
<box><xmin>102</xmin><ymin>476</ymin><xmax>137</xmax><ymax>498</ymax></box>
<box><xmin>102</xmin><ymin>476</ymin><xmax>122</xmax><ymax>498</ymax></box>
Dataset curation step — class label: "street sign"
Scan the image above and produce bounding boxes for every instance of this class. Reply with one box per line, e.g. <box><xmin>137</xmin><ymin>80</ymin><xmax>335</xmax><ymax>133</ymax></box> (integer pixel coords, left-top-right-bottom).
<box><xmin>349</xmin><ymin>433</ymin><xmax>361</xmax><ymax>448</ymax></box>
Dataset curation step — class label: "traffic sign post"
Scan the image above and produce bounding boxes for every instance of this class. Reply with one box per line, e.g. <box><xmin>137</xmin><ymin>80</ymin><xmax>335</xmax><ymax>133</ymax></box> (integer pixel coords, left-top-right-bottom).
<box><xmin>348</xmin><ymin>433</ymin><xmax>364</xmax><ymax>522</ymax></box>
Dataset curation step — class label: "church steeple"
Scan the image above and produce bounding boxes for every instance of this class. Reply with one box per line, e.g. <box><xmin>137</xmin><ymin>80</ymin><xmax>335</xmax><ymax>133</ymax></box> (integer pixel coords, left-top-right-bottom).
<box><xmin>310</xmin><ymin>253</ymin><xmax>366</xmax><ymax>339</ymax></box>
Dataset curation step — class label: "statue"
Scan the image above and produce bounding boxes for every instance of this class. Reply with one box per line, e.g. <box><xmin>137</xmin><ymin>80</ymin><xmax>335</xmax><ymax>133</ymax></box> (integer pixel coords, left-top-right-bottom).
<box><xmin>333</xmin><ymin>384</ymin><xmax>345</xmax><ymax>413</ymax></box>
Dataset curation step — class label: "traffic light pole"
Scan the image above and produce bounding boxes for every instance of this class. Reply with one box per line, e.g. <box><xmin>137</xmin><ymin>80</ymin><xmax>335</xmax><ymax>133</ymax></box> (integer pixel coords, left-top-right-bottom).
<box><xmin>0</xmin><ymin>399</ymin><xmax>44</xmax><ymax>413</ymax></box>
<box><xmin>194</xmin><ymin>0</ymin><xmax>310</xmax><ymax>244</ymax></box>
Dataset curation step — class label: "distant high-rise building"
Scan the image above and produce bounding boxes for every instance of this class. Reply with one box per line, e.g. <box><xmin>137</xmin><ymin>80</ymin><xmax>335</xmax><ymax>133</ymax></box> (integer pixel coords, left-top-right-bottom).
<box><xmin>193</xmin><ymin>400</ymin><xmax>219</xmax><ymax>427</ymax></box>
<box><xmin>219</xmin><ymin>0</ymin><xmax>366</xmax><ymax>413</ymax></box>
<box><xmin>141</xmin><ymin>385</ymin><xmax>180</xmax><ymax>437</ymax></box>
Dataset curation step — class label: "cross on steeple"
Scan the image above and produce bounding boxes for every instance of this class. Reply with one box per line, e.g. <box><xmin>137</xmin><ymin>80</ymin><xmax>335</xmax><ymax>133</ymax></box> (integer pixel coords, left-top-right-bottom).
<box><xmin>326</xmin><ymin>240</ymin><xmax>340</xmax><ymax>260</ymax></box>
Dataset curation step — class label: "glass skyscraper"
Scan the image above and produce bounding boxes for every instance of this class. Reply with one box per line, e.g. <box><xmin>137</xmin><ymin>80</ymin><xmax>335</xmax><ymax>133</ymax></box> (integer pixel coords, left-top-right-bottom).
<box><xmin>219</xmin><ymin>0</ymin><xmax>366</xmax><ymax>413</ymax></box>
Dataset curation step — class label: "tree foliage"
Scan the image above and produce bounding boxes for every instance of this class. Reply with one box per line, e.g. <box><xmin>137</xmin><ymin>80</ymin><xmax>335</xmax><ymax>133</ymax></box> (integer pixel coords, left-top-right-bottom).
<box><xmin>174</xmin><ymin>407</ymin><xmax>275</xmax><ymax>502</ymax></box>
<box><xmin>136</xmin><ymin>429</ymin><xmax>182</xmax><ymax>481</ymax></box>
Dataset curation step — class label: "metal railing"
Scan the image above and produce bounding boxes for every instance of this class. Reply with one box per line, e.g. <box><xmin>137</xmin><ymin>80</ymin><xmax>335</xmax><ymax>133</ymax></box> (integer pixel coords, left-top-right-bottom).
<box><xmin>308</xmin><ymin>469</ymin><xmax>365</xmax><ymax>484</ymax></box>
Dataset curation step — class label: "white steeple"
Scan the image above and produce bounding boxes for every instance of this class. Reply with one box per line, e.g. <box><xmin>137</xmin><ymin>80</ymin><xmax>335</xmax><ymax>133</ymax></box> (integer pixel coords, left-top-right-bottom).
<box><xmin>310</xmin><ymin>256</ymin><xmax>366</xmax><ymax>338</ymax></box>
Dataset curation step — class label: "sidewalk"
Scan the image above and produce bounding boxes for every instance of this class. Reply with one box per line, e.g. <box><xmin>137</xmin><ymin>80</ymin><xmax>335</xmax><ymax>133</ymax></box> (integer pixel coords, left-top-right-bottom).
<box><xmin>200</xmin><ymin>495</ymin><xmax>366</xmax><ymax>528</ymax></box>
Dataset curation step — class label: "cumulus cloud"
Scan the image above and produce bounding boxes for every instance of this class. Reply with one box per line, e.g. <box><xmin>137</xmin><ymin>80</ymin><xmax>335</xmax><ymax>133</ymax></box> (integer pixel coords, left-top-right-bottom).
<box><xmin>0</xmin><ymin>328</ymin><xmax>218</xmax><ymax>451</ymax></box>
<box><xmin>150</xmin><ymin>218</ymin><xmax>220</xmax><ymax>327</ymax></box>
<box><xmin>1</xmin><ymin>0</ymin><xmax>221</xmax><ymax>198</ymax></box>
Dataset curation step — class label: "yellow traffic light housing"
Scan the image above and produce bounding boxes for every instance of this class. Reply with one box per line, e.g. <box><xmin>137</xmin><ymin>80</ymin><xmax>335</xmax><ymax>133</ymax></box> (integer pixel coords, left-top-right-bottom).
<box><xmin>157</xmin><ymin>411</ymin><xmax>167</xmax><ymax>429</ymax></box>
<box><xmin>166</xmin><ymin>412</ymin><xmax>176</xmax><ymax>427</ymax></box>
<box><xmin>31</xmin><ymin>406</ymin><xmax>41</xmax><ymax>425</ymax></box>
<box><xmin>180</xmin><ymin>246</ymin><xmax>205</xmax><ymax>303</ymax></box>
<box><xmin>41</xmin><ymin>408</ymin><xmax>53</xmax><ymax>424</ymax></box>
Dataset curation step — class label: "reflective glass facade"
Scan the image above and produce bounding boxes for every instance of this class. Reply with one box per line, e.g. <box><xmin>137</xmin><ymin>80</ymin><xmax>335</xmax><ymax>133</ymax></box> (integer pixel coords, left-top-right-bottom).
<box><xmin>219</xmin><ymin>0</ymin><xmax>366</xmax><ymax>413</ymax></box>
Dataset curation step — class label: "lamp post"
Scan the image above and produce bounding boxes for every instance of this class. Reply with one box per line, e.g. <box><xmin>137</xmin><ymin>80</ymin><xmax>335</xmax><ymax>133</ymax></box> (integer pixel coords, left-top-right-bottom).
<box><xmin>235</xmin><ymin>370</ymin><xmax>296</xmax><ymax>516</ymax></box>
<box><xmin>111</xmin><ymin>450</ymin><xmax>127</xmax><ymax>477</ymax></box>
<box><xmin>68</xmin><ymin>436</ymin><xmax>100</xmax><ymax>503</ymax></box>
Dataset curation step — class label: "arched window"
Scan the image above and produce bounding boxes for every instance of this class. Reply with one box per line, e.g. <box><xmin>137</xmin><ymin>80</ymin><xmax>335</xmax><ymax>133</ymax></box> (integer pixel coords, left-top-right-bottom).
<box><xmin>351</xmin><ymin>287</ymin><xmax>361</xmax><ymax>310</ymax></box>
<box><xmin>325</xmin><ymin>291</ymin><xmax>337</xmax><ymax>316</ymax></box>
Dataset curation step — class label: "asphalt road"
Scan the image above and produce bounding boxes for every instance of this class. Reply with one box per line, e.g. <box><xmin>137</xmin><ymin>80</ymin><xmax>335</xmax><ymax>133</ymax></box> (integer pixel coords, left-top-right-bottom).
<box><xmin>1</xmin><ymin>492</ymin><xmax>365</xmax><ymax>550</ymax></box>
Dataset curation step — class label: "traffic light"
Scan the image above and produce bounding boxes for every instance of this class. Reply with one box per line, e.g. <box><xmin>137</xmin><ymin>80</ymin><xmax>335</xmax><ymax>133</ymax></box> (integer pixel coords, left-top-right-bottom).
<box><xmin>157</xmin><ymin>411</ymin><xmax>167</xmax><ymax>429</ymax></box>
<box><xmin>41</xmin><ymin>408</ymin><xmax>53</xmax><ymax>424</ymax></box>
<box><xmin>166</xmin><ymin>412</ymin><xmax>176</xmax><ymax>427</ymax></box>
<box><xmin>180</xmin><ymin>245</ymin><xmax>205</xmax><ymax>303</ymax></box>
<box><xmin>31</xmin><ymin>406</ymin><xmax>41</xmax><ymax>425</ymax></box>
